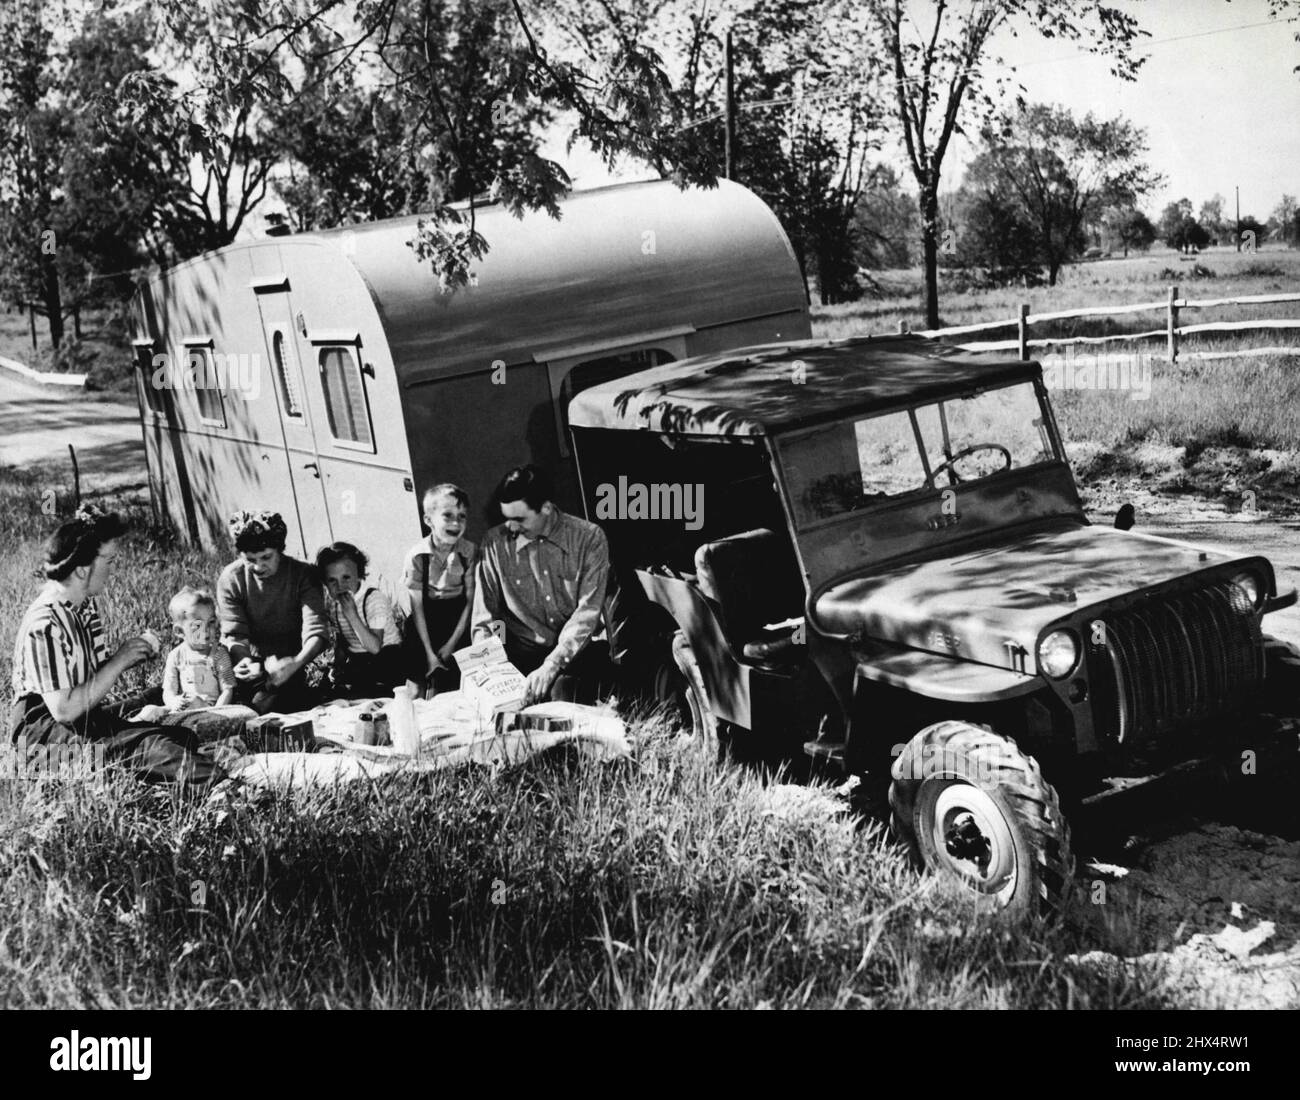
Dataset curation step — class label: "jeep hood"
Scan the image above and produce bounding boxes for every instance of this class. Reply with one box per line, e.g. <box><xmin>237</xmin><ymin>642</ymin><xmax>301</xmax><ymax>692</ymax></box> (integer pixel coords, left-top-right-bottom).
<box><xmin>812</xmin><ymin>524</ymin><xmax>1255</xmax><ymax>670</ymax></box>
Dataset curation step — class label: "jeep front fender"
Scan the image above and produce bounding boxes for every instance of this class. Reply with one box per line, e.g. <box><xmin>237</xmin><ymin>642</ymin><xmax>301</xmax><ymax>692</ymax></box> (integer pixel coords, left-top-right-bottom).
<box><xmin>852</xmin><ymin>643</ymin><xmax>1040</xmax><ymax>703</ymax></box>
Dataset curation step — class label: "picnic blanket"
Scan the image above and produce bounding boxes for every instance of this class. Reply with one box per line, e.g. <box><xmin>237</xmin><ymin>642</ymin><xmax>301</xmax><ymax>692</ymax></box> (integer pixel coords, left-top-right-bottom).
<box><xmin>227</xmin><ymin>693</ymin><xmax>630</xmax><ymax>790</ymax></box>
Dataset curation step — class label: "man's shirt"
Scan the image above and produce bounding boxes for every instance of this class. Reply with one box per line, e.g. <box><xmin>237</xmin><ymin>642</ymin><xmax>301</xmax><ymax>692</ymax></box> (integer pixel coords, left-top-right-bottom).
<box><xmin>472</xmin><ymin>507</ymin><xmax>610</xmax><ymax>670</ymax></box>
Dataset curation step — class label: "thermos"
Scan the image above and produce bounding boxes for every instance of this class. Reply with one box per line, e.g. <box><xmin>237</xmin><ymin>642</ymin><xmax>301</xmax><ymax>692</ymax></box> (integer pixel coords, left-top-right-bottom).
<box><xmin>387</xmin><ymin>685</ymin><xmax>420</xmax><ymax>756</ymax></box>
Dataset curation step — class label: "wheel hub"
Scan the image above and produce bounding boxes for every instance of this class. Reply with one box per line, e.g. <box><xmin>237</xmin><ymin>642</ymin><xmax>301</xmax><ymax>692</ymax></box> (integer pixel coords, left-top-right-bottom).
<box><xmin>945</xmin><ymin>811</ymin><xmax>992</xmax><ymax>868</ymax></box>
<box><xmin>928</xmin><ymin>783</ymin><xmax>1017</xmax><ymax>894</ymax></box>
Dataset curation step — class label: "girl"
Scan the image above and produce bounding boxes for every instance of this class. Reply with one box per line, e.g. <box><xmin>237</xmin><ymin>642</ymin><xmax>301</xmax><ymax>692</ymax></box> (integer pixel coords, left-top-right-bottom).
<box><xmin>316</xmin><ymin>541</ymin><xmax>403</xmax><ymax>697</ymax></box>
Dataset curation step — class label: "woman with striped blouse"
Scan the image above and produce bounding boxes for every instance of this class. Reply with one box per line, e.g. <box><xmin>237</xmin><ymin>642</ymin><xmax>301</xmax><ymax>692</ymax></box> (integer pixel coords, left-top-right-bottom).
<box><xmin>8</xmin><ymin>507</ymin><xmax>224</xmax><ymax>789</ymax></box>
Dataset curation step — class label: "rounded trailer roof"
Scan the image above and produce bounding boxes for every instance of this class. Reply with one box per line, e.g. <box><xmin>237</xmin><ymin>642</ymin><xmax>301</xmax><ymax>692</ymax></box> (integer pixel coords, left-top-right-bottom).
<box><xmin>566</xmin><ymin>334</ymin><xmax>1041</xmax><ymax>437</ymax></box>
<box><xmin>303</xmin><ymin>178</ymin><xmax>807</xmax><ymax>383</ymax></box>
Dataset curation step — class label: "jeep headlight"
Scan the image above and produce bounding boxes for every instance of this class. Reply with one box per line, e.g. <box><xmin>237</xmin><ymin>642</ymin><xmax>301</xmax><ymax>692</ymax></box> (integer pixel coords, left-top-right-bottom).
<box><xmin>1230</xmin><ymin>571</ymin><xmax>1262</xmax><ymax>612</ymax></box>
<box><xmin>1037</xmin><ymin>630</ymin><xmax>1078</xmax><ymax>679</ymax></box>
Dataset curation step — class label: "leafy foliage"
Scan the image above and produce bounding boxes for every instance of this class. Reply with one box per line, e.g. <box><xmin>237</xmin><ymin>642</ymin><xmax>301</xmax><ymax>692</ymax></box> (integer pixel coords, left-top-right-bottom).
<box><xmin>853</xmin><ymin>0</ymin><xmax>1149</xmax><ymax>324</ymax></box>
<box><xmin>960</xmin><ymin>103</ymin><xmax>1161</xmax><ymax>285</ymax></box>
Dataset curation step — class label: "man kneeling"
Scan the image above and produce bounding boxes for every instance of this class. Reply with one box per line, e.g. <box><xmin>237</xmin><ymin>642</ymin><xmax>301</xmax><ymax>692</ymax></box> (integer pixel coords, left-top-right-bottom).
<box><xmin>471</xmin><ymin>465</ymin><xmax>616</xmax><ymax>705</ymax></box>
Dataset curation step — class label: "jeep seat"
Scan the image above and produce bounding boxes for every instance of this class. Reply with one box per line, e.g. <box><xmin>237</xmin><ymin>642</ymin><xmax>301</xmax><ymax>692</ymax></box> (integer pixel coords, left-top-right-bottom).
<box><xmin>694</xmin><ymin>528</ymin><xmax>806</xmax><ymax>666</ymax></box>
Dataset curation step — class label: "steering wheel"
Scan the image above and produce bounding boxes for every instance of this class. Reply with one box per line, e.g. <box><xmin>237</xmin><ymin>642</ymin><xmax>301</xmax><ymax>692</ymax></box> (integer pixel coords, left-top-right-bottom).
<box><xmin>927</xmin><ymin>443</ymin><xmax>1012</xmax><ymax>486</ymax></box>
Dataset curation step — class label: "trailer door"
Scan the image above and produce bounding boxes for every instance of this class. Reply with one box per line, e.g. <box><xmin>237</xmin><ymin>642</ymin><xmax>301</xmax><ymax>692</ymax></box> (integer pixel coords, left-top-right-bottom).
<box><xmin>252</xmin><ymin>282</ymin><xmax>335</xmax><ymax>558</ymax></box>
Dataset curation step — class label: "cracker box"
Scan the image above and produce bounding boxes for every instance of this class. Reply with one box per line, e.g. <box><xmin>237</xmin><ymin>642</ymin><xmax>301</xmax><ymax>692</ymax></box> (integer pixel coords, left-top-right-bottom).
<box><xmin>453</xmin><ymin>638</ymin><xmax>527</xmax><ymax>721</ymax></box>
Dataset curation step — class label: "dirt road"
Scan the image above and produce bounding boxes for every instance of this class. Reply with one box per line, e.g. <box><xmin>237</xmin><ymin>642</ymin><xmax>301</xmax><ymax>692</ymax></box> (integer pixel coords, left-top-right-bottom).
<box><xmin>0</xmin><ymin>369</ymin><xmax>145</xmax><ymax>494</ymax></box>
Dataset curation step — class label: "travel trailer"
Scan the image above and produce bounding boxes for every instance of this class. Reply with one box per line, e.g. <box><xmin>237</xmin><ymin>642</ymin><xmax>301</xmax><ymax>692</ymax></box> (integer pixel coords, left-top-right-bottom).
<box><xmin>128</xmin><ymin>179</ymin><xmax>810</xmax><ymax>591</ymax></box>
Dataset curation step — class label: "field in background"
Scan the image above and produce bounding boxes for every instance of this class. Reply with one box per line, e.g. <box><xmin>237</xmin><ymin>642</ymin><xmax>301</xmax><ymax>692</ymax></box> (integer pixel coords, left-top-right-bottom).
<box><xmin>813</xmin><ymin>247</ymin><xmax>1300</xmax><ymax>513</ymax></box>
<box><xmin>814</xmin><ymin>246</ymin><xmax>1300</xmax><ymax>345</ymax></box>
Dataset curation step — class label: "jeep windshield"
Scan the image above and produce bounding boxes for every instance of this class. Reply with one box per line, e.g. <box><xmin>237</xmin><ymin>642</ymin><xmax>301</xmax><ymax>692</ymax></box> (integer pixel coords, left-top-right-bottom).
<box><xmin>776</xmin><ymin>380</ymin><xmax>1061</xmax><ymax>528</ymax></box>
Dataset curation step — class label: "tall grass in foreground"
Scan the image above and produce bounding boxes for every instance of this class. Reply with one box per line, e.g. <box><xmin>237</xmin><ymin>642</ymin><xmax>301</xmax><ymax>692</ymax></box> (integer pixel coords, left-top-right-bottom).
<box><xmin>0</xmin><ymin>467</ymin><xmax>1171</xmax><ymax>1009</ymax></box>
<box><xmin>0</xmin><ymin>730</ymin><xmax>1170</xmax><ymax>1009</ymax></box>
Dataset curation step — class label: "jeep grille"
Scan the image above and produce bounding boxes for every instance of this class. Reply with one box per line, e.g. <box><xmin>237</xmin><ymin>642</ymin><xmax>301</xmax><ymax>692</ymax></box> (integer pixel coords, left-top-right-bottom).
<box><xmin>1088</xmin><ymin>580</ymin><xmax>1262</xmax><ymax>745</ymax></box>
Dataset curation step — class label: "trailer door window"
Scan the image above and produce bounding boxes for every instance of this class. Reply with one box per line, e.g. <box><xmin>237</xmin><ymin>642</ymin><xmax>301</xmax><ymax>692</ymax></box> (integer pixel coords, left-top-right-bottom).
<box><xmin>318</xmin><ymin>345</ymin><xmax>374</xmax><ymax>448</ymax></box>
<box><xmin>271</xmin><ymin>329</ymin><xmax>303</xmax><ymax>417</ymax></box>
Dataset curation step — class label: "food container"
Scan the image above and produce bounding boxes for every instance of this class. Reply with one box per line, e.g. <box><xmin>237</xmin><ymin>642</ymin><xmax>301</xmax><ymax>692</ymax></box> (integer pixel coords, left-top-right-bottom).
<box><xmin>355</xmin><ymin>713</ymin><xmax>376</xmax><ymax>746</ymax></box>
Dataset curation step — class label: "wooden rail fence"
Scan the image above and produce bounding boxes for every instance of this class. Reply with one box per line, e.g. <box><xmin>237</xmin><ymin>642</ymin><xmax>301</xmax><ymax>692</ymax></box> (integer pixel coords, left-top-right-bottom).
<box><xmin>908</xmin><ymin>286</ymin><xmax>1300</xmax><ymax>362</ymax></box>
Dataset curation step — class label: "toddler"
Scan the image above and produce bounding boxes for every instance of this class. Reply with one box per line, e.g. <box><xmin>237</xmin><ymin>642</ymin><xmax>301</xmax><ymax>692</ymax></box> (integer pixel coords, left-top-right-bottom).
<box><xmin>162</xmin><ymin>586</ymin><xmax>236</xmax><ymax>710</ymax></box>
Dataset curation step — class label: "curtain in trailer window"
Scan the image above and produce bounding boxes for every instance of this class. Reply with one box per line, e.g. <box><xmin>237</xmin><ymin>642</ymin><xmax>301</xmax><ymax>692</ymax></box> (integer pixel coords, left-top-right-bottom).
<box><xmin>318</xmin><ymin>346</ymin><xmax>373</xmax><ymax>447</ymax></box>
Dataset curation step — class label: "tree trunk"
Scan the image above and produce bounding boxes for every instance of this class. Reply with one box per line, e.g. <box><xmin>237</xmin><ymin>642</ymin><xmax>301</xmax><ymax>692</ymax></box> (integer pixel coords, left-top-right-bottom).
<box><xmin>40</xmin><ymin>253</ymin><xmax>63</xmax><ymax>349</ymax></box>
<box><xmin>920</xmin><ymin>185</ymin><xmax>940</xmax><ymax>328</ymax></box>
<box><xmin>1048</xmin><ymin>260</ymin><xmax>1060</xmax><ymax>286</ymax></box>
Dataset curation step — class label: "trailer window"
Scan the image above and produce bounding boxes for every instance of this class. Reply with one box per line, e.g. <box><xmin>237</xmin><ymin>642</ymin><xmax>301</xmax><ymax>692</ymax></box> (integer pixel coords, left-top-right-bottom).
<box><xmin>187</xmin><ymin>347</ymin><xmax>226</xmax><ymax>427</ymax></box>
<box><xmin>271</xmin><ymin>330</ymin><xmax>303</xmax><ymax>417</ymax></box>
<box><xmin>135</xmin><ymin>345</ymin><xmax>168</xmax><ymax>416</ymax></box>
<box><xmin>318</xmin><ymin>346</ymin><xmax>373</xmax><ymax>447</ymax></box>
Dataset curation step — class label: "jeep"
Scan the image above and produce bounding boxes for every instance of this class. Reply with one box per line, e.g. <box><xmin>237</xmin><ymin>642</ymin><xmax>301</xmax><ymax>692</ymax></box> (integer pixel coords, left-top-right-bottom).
<box><xmin>567</xmin><ymin>334</ymin><xmax>1300</xmax><ymax>913</ymax></box>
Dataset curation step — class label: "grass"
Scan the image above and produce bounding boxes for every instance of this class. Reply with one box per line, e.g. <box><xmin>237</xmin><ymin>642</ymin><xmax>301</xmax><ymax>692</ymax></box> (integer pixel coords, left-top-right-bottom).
<box><xmin>0</xmin><ymin>466</ymin><xmax>1170</xmax><ymax>1009</ymax></box>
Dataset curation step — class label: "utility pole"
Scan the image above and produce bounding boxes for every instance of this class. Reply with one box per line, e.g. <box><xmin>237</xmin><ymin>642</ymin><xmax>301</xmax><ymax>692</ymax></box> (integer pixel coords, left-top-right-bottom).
<box><xmin>1236</xmin><ymin>185</ymin><xmax>1241</xmax><ymax>251</ymax></box>
<box><xmin>724</xmin><ymin>29</ymin><xmax>736</xmax><ymax>180</ymax></box>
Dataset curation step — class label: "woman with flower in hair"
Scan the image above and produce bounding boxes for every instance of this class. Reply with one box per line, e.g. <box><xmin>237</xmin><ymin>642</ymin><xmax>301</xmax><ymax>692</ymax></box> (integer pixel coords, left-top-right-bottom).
<box><xmin>8</xmin><ymin>507</ymin><xmax>224</xmax><ymax>789</ymax></box>
<box><xmin>216</xmin><ymin>510</ymin><xmax>329</xmax><ymax>714</ymax></box>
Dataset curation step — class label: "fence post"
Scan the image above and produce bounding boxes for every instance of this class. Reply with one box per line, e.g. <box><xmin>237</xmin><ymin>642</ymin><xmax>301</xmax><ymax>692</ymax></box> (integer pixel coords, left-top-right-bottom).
<box><xmin>1167</xmin><ymin>285</ymin><xmax>1179</xmax><ymax>363</ymax></box>
<box><xmin>1018</xmin><ymin>303</ymin><xmax>1029</xmax><ymax>360</ymax></box>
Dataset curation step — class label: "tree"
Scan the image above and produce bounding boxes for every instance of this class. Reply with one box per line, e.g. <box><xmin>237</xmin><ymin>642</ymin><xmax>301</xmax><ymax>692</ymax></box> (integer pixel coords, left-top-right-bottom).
<box><xmin>269</xmin><ymin>5</ymin><xmax>556</xmax><ymax>236</ymax></box>
<box><xmin>856</xmin><ymin>0</ymin><xmax>1147</xmax><ymax>325</ymax></box>
<box><xmin>114</xmin><ymin>6</ymin><xmax>289</xmax><ymax>258</ymax></box>
<box><xmin>1199</xmin><ymin>194</ymin><xmax>1227</xmax><ymax>245</ymax></box>
<box><xmin>0</xmin><ymin>2</ymin><xmax>68</xmax><ymax>346</ymax></box>
<box><xmin>122</xmin><ymin>0</ymin><xmax>725</xmax><ymax>292</ymax></box>
<box><xmin>56</xmin><ymin>10</ymin><xmax>193</xmax><ymax>299</ymax></box>
<box><xmin>1157</xmin><ymin>197</ymin><xmax>1211</xmax><ymax>252</ymax></box>
<box><xmin>853</xmin><ymin>163</ymin><xmax>919</xmax><ymax>270</ymax></box>
<box><xmin>951</xmin><ymin>184</ymin><xmax>1042</xmax><ymax>285</ymax></box>
<box><xmin>540</xmin><ymin>0</ymin><xmax>886</xmax><ymax>303</ymax></box>
<box><xmin>1103</xmin><ymin>206</ymin><xmax>1156</xmax><ymax>257</ymax></box>
<box><xmin>1273</xmin><ymin>194</ymin><xmax>1298</xmax><ymax>245</ymax></box>
<box><xmin>962</xmin><ymin>104</ymin><xmax>1160</xmax><ymax>285</ymax></box>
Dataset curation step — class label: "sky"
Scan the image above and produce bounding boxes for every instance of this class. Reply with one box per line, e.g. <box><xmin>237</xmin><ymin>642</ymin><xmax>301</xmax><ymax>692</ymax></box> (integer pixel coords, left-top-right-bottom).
<box><xmin>543</xmin><ymin>0</ymin><xmax>1300</xmax><ymax>223</ymax></box>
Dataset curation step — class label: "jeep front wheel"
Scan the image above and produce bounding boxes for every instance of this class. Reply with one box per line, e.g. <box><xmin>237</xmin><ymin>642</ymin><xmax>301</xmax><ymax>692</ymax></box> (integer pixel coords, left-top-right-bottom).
<box><xmin>651</xmin><ymin>631</ymin><xmax>719</xmax><ymax>754</ymax></box>
<box><xmin>888</xmin><ymin>721</ymin><xmax>1073</xmax><ymax>914</ymax></box>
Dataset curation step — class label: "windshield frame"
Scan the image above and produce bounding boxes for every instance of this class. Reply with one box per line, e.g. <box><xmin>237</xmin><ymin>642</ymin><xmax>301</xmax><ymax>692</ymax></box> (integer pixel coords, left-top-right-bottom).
<box><xmin>771</xmin><ymin>378</ymin><xmax>1066</xmax><ymax>535</ymax></box>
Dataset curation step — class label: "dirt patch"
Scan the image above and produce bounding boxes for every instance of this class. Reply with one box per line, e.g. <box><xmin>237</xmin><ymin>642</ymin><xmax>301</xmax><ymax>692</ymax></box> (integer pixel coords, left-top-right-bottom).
<box><xmin>1072</xmin><ymin>825</ymin><xmax>1300</xmax><ymax>1008</ymax></box>
<box><xmin>1075</xmin><ymin>440</ymin><xmax>1300</xmax><ymax>519</ymax></box>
